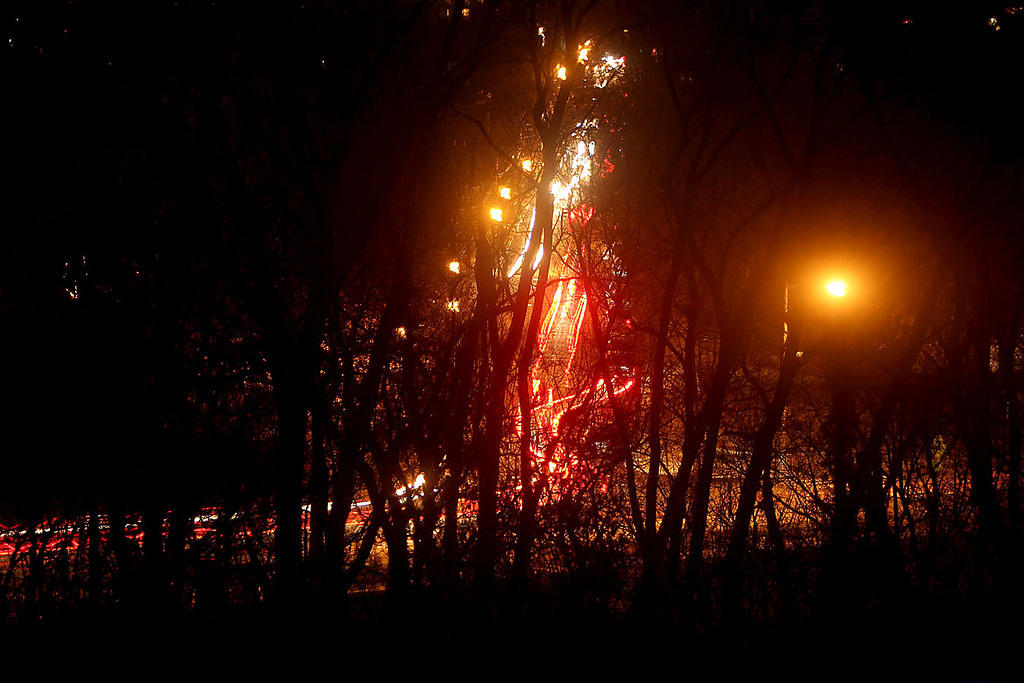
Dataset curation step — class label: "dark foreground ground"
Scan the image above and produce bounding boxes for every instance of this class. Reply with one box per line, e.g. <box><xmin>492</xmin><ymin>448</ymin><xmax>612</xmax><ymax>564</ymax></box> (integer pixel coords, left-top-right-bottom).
<box><xmin>1</xmin><ymin>591</ymin><xmax>1019</xmax><ymax>680</ymax></box>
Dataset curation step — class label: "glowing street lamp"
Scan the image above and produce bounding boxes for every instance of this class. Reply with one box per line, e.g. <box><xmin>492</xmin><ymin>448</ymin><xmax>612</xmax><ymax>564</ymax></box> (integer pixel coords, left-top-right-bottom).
<box><xmin>826</xmin><ymin>280</ymin><xmax>847</xmax><ymax>298</ymax></box>
<box><xmin>489</xmin><ymin>207</ymin><xmax>503</xmax><ymax>222</ymax></box>
<box><xmin>448</xmin><ymin>261</ymin><xmax>461</xmax><ymax>274</ymax></box>
<box><xmin>499</xmin><ymin>186</ymin><xmax>512</xmax><ymax>200</ymax></box>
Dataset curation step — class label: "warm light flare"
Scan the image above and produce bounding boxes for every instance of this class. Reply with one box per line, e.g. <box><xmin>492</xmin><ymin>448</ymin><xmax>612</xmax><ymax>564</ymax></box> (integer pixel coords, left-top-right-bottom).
<box><xmin>532</xmin><ymin>245</ymin><xmax>545</xmax><ymax>271</ymax></box>
<box><xmin>489</xmin><ymin>207</ymin><xmax>503</xmax><ymax>222</ymax></box>
<box><xmin>499</xmin><ymin>52</ymin><xmax>634</xmax><ymax>504</ymax></box>
<box><xmin>578</xmin><ymin>41</ymin><xmax>592</xmax><ymax>63</ymax></box>
<box><xmin>448</xmin><ymin>260</ymin><xmax>461</xmax><ymax>274</ymax></box>
<box><xmin>395</xmin><ymin>473</ymin><xmax>427</xmax><ymax>498</ymax></box>
<box><xmin>499</xmin><ymin>186</ymin><xmax>512</xmax><ymax>200</ymax></box>
<box><xmin>826</xmin><ymin>280</ymin><xmax>847</xmax><ymax>297</ymax></box>
<box><xmin>551</xmin><ymin>180</ymin><xmax>570</xmax><ymax>201</ymax></box>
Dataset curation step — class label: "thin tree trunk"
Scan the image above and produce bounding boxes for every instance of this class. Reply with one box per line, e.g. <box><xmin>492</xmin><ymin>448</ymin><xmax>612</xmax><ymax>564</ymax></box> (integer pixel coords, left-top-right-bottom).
<box><xmin>999</xmin><ymin>324</ymin><xmax>1021</xmax><ymax>532</ymax></box>
<box><xmin>211</xmin><ymin>502</ymin><xmax>233</xmax><ymax>610</ymax></box>
<box><xmin>142</xmin><ymin>496</ymin><xmax>164</xmax><ymax>607</ymax></box>
<box><xmin>727</xmin><ymin>330</ymin><xmax>802</xmax><ymax>565</ymax></box>
<box><xmin>327</xmin><ymin>349</ymin><xmax>358</xmax><ymax>595</ymax></box>
<box><xmin>309</xmin><ymin>398</ymin><xmax>329</xmax><ymax>566</ymax></box>
<box><xmin>108</xmin><ymin>501</ymin><xmax>127</xmax><ymax>602</ymax></box>
<box><xmin>273</xmin><ymin>372</ymin><xmax>306</xmax><ymax>605</ymax></box>
<box><xmin>578</xmin><ymin>265</ymin><xmax>642</xmax><ymax>535</ymax></box>
<box><xmin>87</xmin><ymin>511</ymin><xmax>103</xmax><ymax>605</ymax></box>
<box><xmin>512</xmin><ymin>179</ymin><xmax>555</xmax><ymax>588</ymax></box>
<box><xmin>441</xmin><ymin>324</ymin><xmax>480</xmax><ymax>590</ymax></box>
<box><xmin>661</xmin><ymin>271</ymin><xmax>704</xmax><ymax>575</ymax></box>
<box><xmin>384</xmin><ymin>504</ymin><xmax>410</xmax><ymax>595</ymax></box>
<box><xmin>762</xmin><ymin>466</ymin><xmax>791</xmax><ymax>617</ymax></box>
<box><xmin>166</xmin><ymin>503</ymin><xmax>188</xmax><ymax>605</ymax></box>
<box><xmin>724</xmin><ymin>334</ymin><xmax>801</xmax><ymax>621</ymax></box>
<box><xmin>963</xmin><ymin>332</ymin><xmax>1000</xmax><ymax>587</ymax></box>
<box><xmin>646</xmin><ymin>247</ymin><xmax>683</xmax><ymax>558</ymax></box>
<box><xmin>684</xmin><ymin>389</ymin><xmax>727</xmax><ymax>587</ymax></box>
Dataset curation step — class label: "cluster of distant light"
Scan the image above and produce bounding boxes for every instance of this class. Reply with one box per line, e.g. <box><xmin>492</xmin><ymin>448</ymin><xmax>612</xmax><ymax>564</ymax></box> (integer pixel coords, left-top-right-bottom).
<box><xmin>900</xmin><ymin>7</ymin><xmax>1023</xmax><ymax>30</ymax></box>
<box><xmin>515</xmin><ymin>42</ymin><xmax>632</xmax><ymax>496</ymax></box>
<box><xmin>442</xmin><ymin>0</ymin><xmax>488</xmax><ymax>19</ymax></box>
<box><xmin>431</xmin><ymin>33</ymin><xmax>632</xmax><ymax>498</ymax></box>
<box><xmin>986</xmin><ymin>4</ymin><xmax>1024</xmax><ymax>30</ymax></box>
<box><xmin>502</xmin><ymin>46</ymin><xmax>625</xmax><ymax>279</ymax></box>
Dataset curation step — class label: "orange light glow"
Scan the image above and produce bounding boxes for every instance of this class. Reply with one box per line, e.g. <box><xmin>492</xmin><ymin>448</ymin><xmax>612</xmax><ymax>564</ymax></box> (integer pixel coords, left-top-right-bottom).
<box><xmin>489</xmin><ymin>207</ymin><xmax>503</xmax><ymax>222</ymax></box>
<box><xmin>448</xmin><ymin>260</ymin><xmax>461</xmax><ymax>274</ymax></box>
<box><xmin>498</xmin><ymin>55</ymin><xmax>638</xmax><ymax>506</ymax></box>
<box><xmin>506</xmin><ymin>208</ymin><xmax>537</xmax><ymax>277</ymax></box>
<box><xmin>578</xmin><ymin>41</ymin><xmax>592</xmax><ymax>63</ymax></box>
<box><xmin>551</xmin><ymin>180</ymin><xmax>570</xmax><ymax>200</ymax></box>
<box><xmin>395</xmin><ymin>473</ymin><xmax>427</xmax><ymax>498</ymax></box>
<box><xmin>826</xmin><ymin>280</ymin><xmax>847</xmax><ymax>297</ymax></box>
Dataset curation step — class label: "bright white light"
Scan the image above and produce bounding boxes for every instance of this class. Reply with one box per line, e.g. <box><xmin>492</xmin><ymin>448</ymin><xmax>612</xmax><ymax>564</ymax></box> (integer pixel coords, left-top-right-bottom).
<box><xmin>551</xmin><ymin>181</ymin><xmax>570</xmax><ymax>201</ymax></box>
<box><xmin>531</xmin><ymin>245</ymin><xmax>544</xmax><ymax>271</ymax></box>
<box><xmin>826</xmin><ymin>280</ymin><xmax>847</xmax><ymax>297</ymax></box>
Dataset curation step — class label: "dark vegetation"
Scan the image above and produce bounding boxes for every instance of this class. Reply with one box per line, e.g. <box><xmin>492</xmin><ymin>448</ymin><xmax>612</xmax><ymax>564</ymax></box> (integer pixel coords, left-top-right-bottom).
<box><xmin>4</xmin><ymin>0</ymin><xmax>1024</xmax><ymax>671</ymax></box>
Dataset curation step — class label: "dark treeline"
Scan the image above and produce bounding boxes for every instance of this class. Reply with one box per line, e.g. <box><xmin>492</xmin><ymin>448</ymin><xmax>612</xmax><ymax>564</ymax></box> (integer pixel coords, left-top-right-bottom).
<box><xmin>3</xmin><ymin>0</ymin><xmax>1024</xmax><ymax>665</ymax></box>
